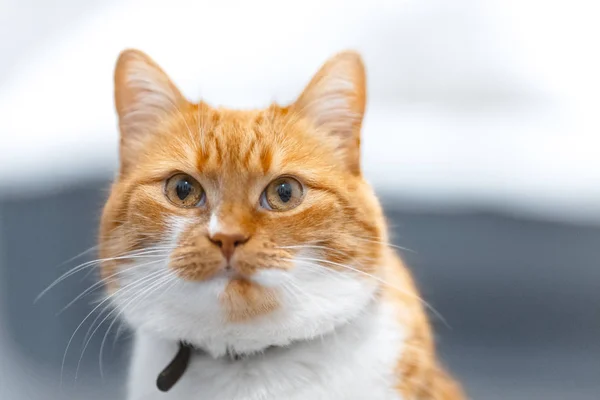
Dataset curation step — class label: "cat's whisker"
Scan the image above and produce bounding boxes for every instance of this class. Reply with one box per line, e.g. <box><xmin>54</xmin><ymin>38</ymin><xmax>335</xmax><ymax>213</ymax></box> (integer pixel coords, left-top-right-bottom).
<box><xmin>82</xmin><ymin>295</ymin><xmax>120</xmax><ymax>349</ymax></box>
<box><xmin>276</xmin><ymin>244</ymin><xmax>350</xmax><ymax>257</ymax></box>
<box><xmin>94</xmin><ymin>272</ymin><xmax>179</xmax><ymax>380</ymax></box>
<box><xmin>277</xmin><ymin>239</ymin><xmax>413</xmax><ymax>259</ymax></box>
<box><xmin>57</xmin><ymin>244</ymin><xmax>101</xmax><ymax>269</ymax></box>
<box><xmin>36</xmin><ymin>248</ymin><xmax>173</xmax><ymax>302</ymax></box>
<box><xmin>76</xmin><ymin>246</ymin><xmax>173</xmax><ymax>283</ymax></box>
<box><xmin>351</xmin><ymin>235</ymin><xmax>416</xmax><ymax>254</ymax></box>
<box><xmin>111</xmin><ymin>318</ymin><xmax>128</xmax><ymax>353</ymax></box>
<box><xmin>282</xmin><ymin>243</ymin><xmax>379</xmax><ymax>262</ymax></box>
<box><xmin>293</xmin><ymin>257</ymin><xmax>448</xmax><ymax>328</ymax></box>
<box><xmin>294</xmin><ymin>254</ymin><xmax>405</xmax><ymax>293</ymax></box>
<box><xmin>80</xmin><ymin>255</ymin><xmax>185</xmax><ymax>345</ymax></box>
<box><xmin>75</xmin><ymin>268</ymin><xmax>172</xmax><ymax>381</ymax></box>
<box><xmin>58</xmin><ymin>257</ymin><xmax>170</xmax><ymax>315</ymax></box>
<box><xmin>61</xmin><ymin>268</ymin><xmax>168</xmax><ymax>387</ymax></box>
<box><xmin>284</xmin><ymin>276</ymin><xmax>327</xmax><ymax>316</ymax></box>
<box><xmin>98</xmin><ymin>276</ymin><xmax>168</xmax><ymax>379</ymax></box>
<box><xmin>98</xmin><ymin>314</ymin><xmax>121</xmax><ymax>381</ymax></box>
<box><xmin>277</xmin><ymin>279</ymin><xmax>304</xmax><ymax>304</ymax></box>
<box><xmin>281</xmin><ymin>258</ymin><xmax>354</xmax><ymax>285</ymax></box>
<box><xmin>299</xmin><ymin>263</ymin><xmax>357</xmax><ymax>285</ymax></box>
<box><xmin>81</xmin><ymin>266</ymin><xmax>171</xmax><ymax>349</ymax></box>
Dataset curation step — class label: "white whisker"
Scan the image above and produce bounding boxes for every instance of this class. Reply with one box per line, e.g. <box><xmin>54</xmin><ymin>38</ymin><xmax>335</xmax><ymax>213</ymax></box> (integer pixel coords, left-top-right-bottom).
<box><xmin>285</xmin><ymin>276</ymin><xmax>327</xmax><ymax>316</ymax></box>
<box><xmin>76</xmin><ymin>268</ymin><xmax>172</xmax><ymax>380</ymax></box>
<box><xmin>58</xmin><ymin>257</ymin><xmax>169</xmax><ymax>315</ymax></box>
<box><xmin>36</xmin><ymin>247</ymin><xmax>172</xmax><ymax>302</ymax></box>
<box><xmin>277</xmin><ymin>244</ymin><xmax>349</xmax><ymax>257</ymax></box>
<box><xmin>352</xmin><ymin>236</ymin><xmax>416</xmax><ymax>254</ymax></box>
<box><xmin>61</xmin><ymin>268</ymin><xmax>167</xmax><ymax>387</ymax></box>
<box><xmin>293</xmin><ymin>257</ymin><xmax>448</xmax><ymax>327</ymax></box>
<box><xmin>93</xmin><ymin>272</ymin><xmax>178</xmax><ymax>379</ymax></box>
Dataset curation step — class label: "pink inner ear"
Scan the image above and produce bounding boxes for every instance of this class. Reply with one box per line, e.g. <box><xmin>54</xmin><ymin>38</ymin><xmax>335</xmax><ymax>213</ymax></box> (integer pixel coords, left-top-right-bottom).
<box><xmin>114</xmin><ymin>49</ymin><xmax>187</xmax><ymax>174</ymax></box>
<box><xmin>292</xmin><ymin>51</ymin><xmax>366</xmax><ymax>174</ymax></box>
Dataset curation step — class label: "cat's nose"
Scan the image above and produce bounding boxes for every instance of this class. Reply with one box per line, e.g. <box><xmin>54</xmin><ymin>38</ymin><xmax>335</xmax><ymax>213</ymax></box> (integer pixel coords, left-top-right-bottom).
<box><xmin>209</xmin><ymin>231</ymin><xmax>249</xmax><ymax>261</ymax></box>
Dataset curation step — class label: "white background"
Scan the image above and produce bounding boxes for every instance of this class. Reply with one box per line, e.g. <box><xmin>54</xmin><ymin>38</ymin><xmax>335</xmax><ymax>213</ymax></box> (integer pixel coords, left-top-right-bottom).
<box><xmin>1</xmin><ymin>0</ymin><xmax>599</xmax><ymax>224</ymax></box>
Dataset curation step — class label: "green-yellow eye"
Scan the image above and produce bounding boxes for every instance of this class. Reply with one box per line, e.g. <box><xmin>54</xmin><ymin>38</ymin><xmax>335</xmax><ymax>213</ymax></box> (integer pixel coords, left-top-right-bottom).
<box><xmin>165</xmin><ymin>174</ymin><xmax>205</xmax><ymax>208</ymax></box>
<box><xmin>261</xmin><ymin>177</ymin><xmax>304</xmax><ymax>211</ymax></box>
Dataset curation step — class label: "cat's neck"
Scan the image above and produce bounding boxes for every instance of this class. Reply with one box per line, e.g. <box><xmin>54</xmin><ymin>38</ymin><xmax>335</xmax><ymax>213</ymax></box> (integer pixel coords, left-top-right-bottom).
<box><xmin>128</xmin><ymin>299</ymin><xmax>406</xmax><ymax>400</ymax></box>
<box><xmin>160</xmin><ymin>296</ymin><xmax>381</xmax><ymax>365</ymax></box>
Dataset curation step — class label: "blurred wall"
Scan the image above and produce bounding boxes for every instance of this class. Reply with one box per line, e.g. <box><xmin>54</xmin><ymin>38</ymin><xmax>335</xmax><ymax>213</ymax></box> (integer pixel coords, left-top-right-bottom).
<box><xmin>1</xmin><ymin>1</ymin><xmax>599</xmax><ymax>399</ymax></box>
<box><xmin>1</xmin><ymin>0</ymin><xmax>599</xmax><ymax>221</ymax></box>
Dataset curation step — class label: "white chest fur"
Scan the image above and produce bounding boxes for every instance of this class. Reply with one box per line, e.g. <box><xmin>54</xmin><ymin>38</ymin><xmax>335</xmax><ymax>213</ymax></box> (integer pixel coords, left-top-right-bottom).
<box><xmin>127</xmin><ymin>301</ymin><xmax>405</xmax><ymax>400</ymax></box>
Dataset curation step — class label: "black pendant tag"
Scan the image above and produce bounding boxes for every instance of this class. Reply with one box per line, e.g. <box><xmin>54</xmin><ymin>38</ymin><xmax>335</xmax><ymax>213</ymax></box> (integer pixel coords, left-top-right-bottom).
<box><xmin>156</xmin><ymin>342</ymin><xmax>192</xmax><ymax>392</ymax></box>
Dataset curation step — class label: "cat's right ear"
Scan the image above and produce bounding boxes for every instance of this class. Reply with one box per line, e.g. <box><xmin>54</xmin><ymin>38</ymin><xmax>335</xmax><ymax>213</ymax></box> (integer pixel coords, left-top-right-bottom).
<box><xmin>114</xmin><ymin>49</ymin><xmax>185</xmax><ymax>174</ymax></box>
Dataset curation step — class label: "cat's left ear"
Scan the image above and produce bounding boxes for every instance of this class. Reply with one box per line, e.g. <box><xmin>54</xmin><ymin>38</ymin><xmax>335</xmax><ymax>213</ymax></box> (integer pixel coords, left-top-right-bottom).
<box><xmin>114</xmin><ymin>49</ymin><xmax>187</xmax><ymax>174</ymax></box>
<box><xmin>292</xmin><ymin>51</ymin><xmax>366</xmax><ymax>175</ymax></box>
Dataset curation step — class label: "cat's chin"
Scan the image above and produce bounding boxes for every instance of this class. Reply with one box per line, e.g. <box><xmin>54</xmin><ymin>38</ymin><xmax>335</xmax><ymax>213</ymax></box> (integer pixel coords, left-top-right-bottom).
<box><xmin>117</xmin><ymin>271</ymin><xmax>378</xmax><ymax>360</ymax></box>
<box><xmin>125</xmin><ymin>301</ymin><xmax>362</xmax><ymax>360</ymax></box>
<box><xmin>131</xmin><ymin>298</ymin><xmax>377</xmax><ymax>360</ymax></box>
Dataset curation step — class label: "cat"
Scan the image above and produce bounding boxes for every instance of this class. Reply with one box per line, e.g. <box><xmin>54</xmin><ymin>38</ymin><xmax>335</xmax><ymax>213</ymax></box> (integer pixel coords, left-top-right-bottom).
<box><xmin>99</xmin><ymin>48</ymin><xmax>464</xmax><ymax>400</ymax></box>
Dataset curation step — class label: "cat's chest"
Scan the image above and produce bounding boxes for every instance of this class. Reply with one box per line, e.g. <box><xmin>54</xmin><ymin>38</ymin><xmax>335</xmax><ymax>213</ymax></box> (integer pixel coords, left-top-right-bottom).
<box><xmin>127</xmin><ymin>306</ymin><xmax>405</xmax><ymax>400</ymax></box>
<box><xmin>163</xmin><ymin>352</ymin><xmax>401</xmax><ymax>400</ymax></box>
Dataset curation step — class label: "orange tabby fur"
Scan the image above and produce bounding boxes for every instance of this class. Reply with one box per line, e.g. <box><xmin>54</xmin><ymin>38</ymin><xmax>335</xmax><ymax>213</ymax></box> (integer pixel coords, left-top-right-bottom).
<box><xmin>99</xmin><ymin>49</ymin><xmax>464</xmax><ymax>399</ymax></box>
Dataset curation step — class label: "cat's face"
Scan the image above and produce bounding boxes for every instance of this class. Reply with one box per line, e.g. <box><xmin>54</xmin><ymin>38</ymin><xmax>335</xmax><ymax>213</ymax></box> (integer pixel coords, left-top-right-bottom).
<box><xmin>100</xmin><ymin>50</ymin><xmax>388</xmax><ymax>356</ymax></box>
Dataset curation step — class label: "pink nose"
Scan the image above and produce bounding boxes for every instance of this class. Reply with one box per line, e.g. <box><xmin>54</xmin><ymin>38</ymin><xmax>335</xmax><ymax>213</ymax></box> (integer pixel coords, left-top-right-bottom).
<box><xmin>209</xmin><ymin>232</ymin><xmax>249</xmax><ymax>261</ymax></box>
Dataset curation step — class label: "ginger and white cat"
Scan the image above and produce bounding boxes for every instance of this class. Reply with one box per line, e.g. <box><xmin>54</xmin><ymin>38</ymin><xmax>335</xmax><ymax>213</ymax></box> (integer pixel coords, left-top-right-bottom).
<box><xmin>100</xmin><ymin>49</ymin><xmax>464</xmax><ymax>400</ymax></box>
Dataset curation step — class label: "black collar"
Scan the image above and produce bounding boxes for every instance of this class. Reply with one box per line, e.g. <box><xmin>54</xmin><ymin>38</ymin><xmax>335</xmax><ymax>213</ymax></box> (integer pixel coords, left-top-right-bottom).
<box><xmin>156</xmin><ymin>342</ymin><xmax>274</xmax><ymax>392</ymax></box>
<box><xmin>156</xmin><ymin>342</ymin><xmax>193</xmax><ymax>392</ymax></box>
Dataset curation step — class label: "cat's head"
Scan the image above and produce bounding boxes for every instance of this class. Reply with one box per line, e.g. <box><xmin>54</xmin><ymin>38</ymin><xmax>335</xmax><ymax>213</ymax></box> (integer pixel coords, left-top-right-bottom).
<box><xmin>100</xmin><ymin>49</ymin><xmax>389</xmax><ymax>356</ymax></box>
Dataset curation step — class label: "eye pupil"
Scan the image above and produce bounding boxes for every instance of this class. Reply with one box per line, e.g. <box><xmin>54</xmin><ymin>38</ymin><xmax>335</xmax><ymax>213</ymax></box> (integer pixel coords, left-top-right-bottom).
<box><xmin>262</xmin><ymin>176</ymin><xmax>304</xmax><ymax>211</ymax></box>
<box><xmin>176</xmin><ymin>180</ymin><xmax>192</xmax><ymax>200</ymax></box>
<box><xmin>165</xmin><ymin>173</ymin><xmax>205</xmax><ymax>208</ymax></box>
<box><xmin>277</xmin><ymin>182</ymin><xmax>292</xmax><ymax>203</ymax></box>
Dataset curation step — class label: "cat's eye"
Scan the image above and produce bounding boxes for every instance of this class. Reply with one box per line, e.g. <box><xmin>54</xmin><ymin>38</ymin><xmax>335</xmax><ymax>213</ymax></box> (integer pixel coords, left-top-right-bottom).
<box><xmin>261</xmin><ymin>176</ymin><xmax>304</xmax><ymax>211</ymax></box>
<box><xmin>164</xmin><ymin>174</ymin><xmax>205</xmax><ymax>208</ymax></box>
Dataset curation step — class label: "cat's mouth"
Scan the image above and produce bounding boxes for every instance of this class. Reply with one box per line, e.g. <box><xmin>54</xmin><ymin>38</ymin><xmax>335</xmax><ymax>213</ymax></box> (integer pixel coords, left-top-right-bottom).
<box><xmin>211</xmin><ymin>264</ymin><xmax>240</xmax><ymax>279</ymax></box>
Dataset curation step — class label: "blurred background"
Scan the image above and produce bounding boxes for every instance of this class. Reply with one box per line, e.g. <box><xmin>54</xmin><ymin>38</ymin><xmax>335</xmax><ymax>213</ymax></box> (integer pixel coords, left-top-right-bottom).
<box><xmin>1</xmin><ymin>0</ymin><xmax>599</xmax><ymax>399</ymax></box>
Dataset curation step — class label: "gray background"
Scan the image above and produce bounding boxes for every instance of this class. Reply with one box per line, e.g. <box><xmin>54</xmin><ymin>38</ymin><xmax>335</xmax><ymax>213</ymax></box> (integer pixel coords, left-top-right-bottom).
<box><xmin>1</xmin><ymin>1</ymin><xmax>599</xmax><ymax>399</ymax></box>
<box><xmin>1</xmin><ymin>179</ymin><xmax>599</xmax><ymax>399</ymax></box>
